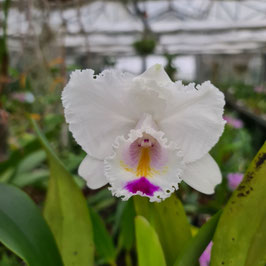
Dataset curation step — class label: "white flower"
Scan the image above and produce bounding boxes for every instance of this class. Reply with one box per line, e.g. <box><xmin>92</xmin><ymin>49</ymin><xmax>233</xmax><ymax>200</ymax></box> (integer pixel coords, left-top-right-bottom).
<box><xmin>62</xmin><ymin>64</ymin><xmax>225</xmax><ymax>202</ymax></box>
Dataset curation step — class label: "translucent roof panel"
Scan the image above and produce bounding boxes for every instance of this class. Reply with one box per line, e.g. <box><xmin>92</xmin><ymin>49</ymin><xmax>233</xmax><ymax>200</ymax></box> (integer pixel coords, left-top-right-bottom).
<box><xmin>2</xmin><ymin>0</ymin><xmax>266</xmax><ymax>55</ymax></box>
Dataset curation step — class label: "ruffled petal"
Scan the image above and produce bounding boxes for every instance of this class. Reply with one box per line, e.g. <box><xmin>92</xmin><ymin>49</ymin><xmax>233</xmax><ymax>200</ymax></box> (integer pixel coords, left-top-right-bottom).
<box><xmin>158</xmin><ymin>81</ymin><xmax>225</xmax><ymax>163</ymax></box>
<box><xmin>182</xmin><ymin>153</ymin><xmax>222</xmax><ymax>194</ymax></box>
<box><xmin>78</xmin><ymin>155</ymin><xmax>107</xmax><ymax>189</ymax></box>
<box><xmin>62</xmin><ymin>66</ymin><xmax>173</xmax><ymax>160</ymax></box>
<box><xmin>104</xmin><ymin>114</ymin><xmax>184</xmax><ymax>202</ymax></box>
<box><xmin>136</xmin><ymin>64</ymin><xmax>172</xmax><ymax>84</ymax></box>
<box><xmin>63</xmin><ymin>65</ymin><xmax>225</xmax><ymax>171</ymax></box>
<box><xmin>62</xmin><ymin>69</ymin><xmax>138</xmax><ymax>159</ymax></box>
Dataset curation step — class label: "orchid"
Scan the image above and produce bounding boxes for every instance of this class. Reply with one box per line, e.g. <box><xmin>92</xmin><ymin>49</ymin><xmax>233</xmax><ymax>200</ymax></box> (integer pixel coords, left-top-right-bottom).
<box><xmin>62</xmin><ymin>64</ymin><xmax>225</xmax><ymax>202</ymax></box>
<box><xmin>199</xmin><ymin>241</ymin><xmax>213</xmax><ymax>266</ymax></box>
<box><xmin>254</xmin><ymin>85</ymin><xmax>266</xmax><ymax>94</ymax></box>
<box><xmin>227</xmin><ymin>172</ymin><xmax>244</xmax><ymax>191</ymax></box>
<box><xmin>223</xmin><ymin>115</ymin><xmax>243</xmax><ymax>129</ymax></box>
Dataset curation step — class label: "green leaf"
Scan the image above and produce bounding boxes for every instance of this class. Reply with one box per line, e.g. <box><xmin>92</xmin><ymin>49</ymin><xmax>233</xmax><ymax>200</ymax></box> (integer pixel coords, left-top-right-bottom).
<box><xmin>0</xmin><ymin>246</ymin><xmax>21</xmax><ymax>266</ymax></box>
<box><xmin>31</xmin><ymin>119</ymin><xmax>94</xmax><ymax>266</ymax></box>
<box><xmin>16</xmin><ymin>150</ymin><xmax>46</xmax><ymax>174</ymax></box>
<box><xmin>12</xmin><ymin>169</ymin><xmax>49</xmax><ymax>187</ymax></box>
<box><xmin>0</xmin><ymin>130</ymin><xmax>55</xmax><ymax>176</ymax></box>
<box><xmin>118</xmin><ymin>199</ymin><xmax>136</xmax><ymax>251</ymax></box>
<box><xmin>135</xmin><ymin>216</ymin><xmax>166</xmax><ymax>266</ymax></box>
<box><xmin>211</xmin><ymin>142</ymin><xmax>266</xmax><ymax>266</ymax></box>
<box><xmin>174</xmin><ymin>211</ymin><xmax>222</xmax><ymax>266</ymax></box>
<box><xmin>89</xmin><ymin>208</ymin><xmax>116</xmax><ymax>264</ymax></box>
<box><xmin>0</xmin><ymin>183</ymin><xmax>63</xmax><ymax>266</ymax></box>
<box><xmin>134</xmin><ymin>194</ymin><xmax>192</xmax><ymax>265</ymax></box>
<box><xmin>88</xmin><ymin>188</ymin><xmax>115</xmax><ymax>212</ymax></box>
<box><xmin>8</xmin><ymin>150</ymin><xmax>48</xmax><ymax>187</ymax></box>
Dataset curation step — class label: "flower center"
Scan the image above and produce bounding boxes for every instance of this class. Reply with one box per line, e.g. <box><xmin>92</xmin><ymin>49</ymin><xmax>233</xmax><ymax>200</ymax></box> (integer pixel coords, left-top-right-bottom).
<box><xmin>135</xmin><ymin>133</ymin><xmax>157</xmax><ymax>177</ymax></box>
<box><xmin>136</xmin><ymin>147</ymin><xmax>151</xmax><ymax>177</ymax></box>
<box><xmin>137</xmin><ymin>133</ymin><xmax>155</xmax><ymax>148</ymax></box>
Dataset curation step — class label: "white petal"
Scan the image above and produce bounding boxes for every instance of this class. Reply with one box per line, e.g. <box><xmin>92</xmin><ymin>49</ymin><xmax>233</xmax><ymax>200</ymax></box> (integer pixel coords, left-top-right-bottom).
<box><xmin>135</xmin><ymin>113</ymin><xmax>159</xmax><ymax>130</ymax></box>
<box><xmin>182</xmin><ymin>153</ymin><xmax>222</xmax><ymax>194</ymax></box>
<box><xmin>78</xmin><ymin>155</ymin><xmax>107</xmax><ymax>189</ymax></box>
<box><xmin>104</xmin><ymin>116</ymin><xmax>184</xmax><ymax>202</ymax></box>
<box><xmin>158</xmin><ymin>81</ymin><xmax>225</xmax><ymax>163</ymax></box>
<box><xmin>131</xmin><ymin>65</ymin><xmax>173</xmax><ymax>118</ymax></box>
<box><xmin>62</xmin><ymin>67</ymin><xmax>172</xmax><ymax>160</ymax></box>
<box><xmin>62</xmin><ymin>69</ymin><xmax>137</xmax><ymax>159</ymax></box>
<box><xmin>136</xmin><ymin>64</ymin><xmax>172</xmax><ymax>84</ymax></box>
<box><xmin>63</xmin><ymin>66</ymin><xmax>225</xmax><ymax>166</ymax></box>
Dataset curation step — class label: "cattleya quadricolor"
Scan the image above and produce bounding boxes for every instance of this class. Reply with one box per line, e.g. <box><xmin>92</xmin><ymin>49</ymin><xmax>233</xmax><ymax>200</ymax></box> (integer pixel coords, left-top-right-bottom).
<box><xmin>62</xmin><ymin>64</ymin><xmax>225</xmax><ymax>202</ymax></box>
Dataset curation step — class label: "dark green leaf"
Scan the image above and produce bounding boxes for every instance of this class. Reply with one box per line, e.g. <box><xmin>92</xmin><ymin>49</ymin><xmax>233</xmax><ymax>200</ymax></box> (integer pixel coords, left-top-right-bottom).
<box><xmin>0</xmin><ymin>183</ymin><xmax>63</xmax><ymax>266</ymax></box>
<box><xmin>90</xmin><ymin>208</ymin><xmax>116</xmax><ymax>264</ymax></box>
<box><xmin>118</xmin><ymin>199</ymin><xmax>135</xmax><ymax>251</ymax></box>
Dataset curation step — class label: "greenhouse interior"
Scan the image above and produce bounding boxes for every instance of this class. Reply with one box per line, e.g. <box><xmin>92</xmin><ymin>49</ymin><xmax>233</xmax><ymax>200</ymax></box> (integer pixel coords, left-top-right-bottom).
<box><xmin>0</xmin><ymin>0</ymin><xmax>266</xmax><ymax>265</ymax></box>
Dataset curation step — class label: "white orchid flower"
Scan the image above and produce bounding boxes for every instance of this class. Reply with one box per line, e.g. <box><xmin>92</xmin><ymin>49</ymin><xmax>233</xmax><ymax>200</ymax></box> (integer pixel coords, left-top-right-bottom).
<box><xmin>62</xmin><ymin>64</ymin><xmax>225</xmax><ymax>202</ymax></box>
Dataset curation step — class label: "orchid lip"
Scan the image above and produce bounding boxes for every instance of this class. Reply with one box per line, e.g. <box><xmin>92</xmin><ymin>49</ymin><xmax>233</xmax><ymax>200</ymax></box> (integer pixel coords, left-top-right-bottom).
<box><xmin>124</xmin><ymin>177</ymin><xmax>160</xmax><ymax>196</ymax></box>
<box><xmin>104</xmin><ymin>119</ymin><xmax>184</xmax><ymax>202</ymax></box>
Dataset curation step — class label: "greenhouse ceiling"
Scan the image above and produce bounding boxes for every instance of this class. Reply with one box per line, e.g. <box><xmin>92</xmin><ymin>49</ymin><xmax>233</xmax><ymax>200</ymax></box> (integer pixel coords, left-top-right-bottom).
<box><xmin>2</xmin><ymin>0</ymin><xmax>266</xmax><ymax>55</ymax></box>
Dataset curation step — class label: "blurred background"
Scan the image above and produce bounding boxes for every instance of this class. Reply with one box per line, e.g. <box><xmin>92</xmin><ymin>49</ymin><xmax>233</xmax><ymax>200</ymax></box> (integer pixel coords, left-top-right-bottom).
<box><xmin>0</xmin><ymin>0</ymin><xmax>266</xmax><ymax>265</ymax></box>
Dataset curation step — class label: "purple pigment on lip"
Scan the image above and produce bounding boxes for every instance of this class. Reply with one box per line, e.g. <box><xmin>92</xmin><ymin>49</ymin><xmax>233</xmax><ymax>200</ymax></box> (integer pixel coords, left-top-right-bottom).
<box><xmin>125</xmin><ymin>177</ymin><xmax>160</xmax><ymax>196</ymax></box>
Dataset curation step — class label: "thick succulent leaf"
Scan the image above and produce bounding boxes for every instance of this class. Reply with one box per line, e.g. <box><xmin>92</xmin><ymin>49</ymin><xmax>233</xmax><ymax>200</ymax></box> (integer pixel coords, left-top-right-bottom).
<box><xmin>89</xmin><ymin>208</ymin><xmax>116</xmax><ymax>264</ymax></box>
<box><xmin>0</xmin><ymin>183</ymin><xmax>63</xmax><ymax>266</ymax></box>
<box><xmin>211</xmin><ymin>142</ymin><xmax>266</xmax><ymax>266</ymax></box>
<box><xmin>31</xmin><ymin>119</ymin><xmax>94</xmax><ymax>266</ymax></box>
<box><xmin>134</xmin><ymin>194</ymin><xmax>192</xmax><ymax>265</ymax></box>
<box><xmin>174</xmin><ymin>211</ymin><xmax>221</xmax><ymax>266</ymax></box>
<box><xmin>135</xmin><ymin>216</ymin><xmax>166</xmax><ymax>266</ymax></box>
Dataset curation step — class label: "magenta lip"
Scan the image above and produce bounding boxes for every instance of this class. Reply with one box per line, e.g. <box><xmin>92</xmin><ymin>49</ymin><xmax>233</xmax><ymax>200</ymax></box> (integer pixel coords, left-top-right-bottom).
<box><xmin>124</xmin><ymin>177</ymin><xmax>160</xmax><ymax>196</ymax></box>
